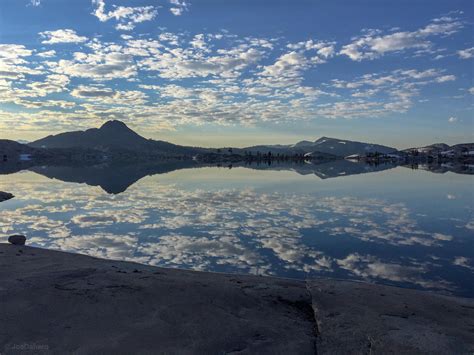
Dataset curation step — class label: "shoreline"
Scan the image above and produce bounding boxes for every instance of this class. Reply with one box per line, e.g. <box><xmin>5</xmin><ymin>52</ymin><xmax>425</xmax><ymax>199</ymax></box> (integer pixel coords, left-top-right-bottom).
<box><xmin>1</xmin><ymin>243</ymin><xmax>473</xmax><ymax>353</ymax></box>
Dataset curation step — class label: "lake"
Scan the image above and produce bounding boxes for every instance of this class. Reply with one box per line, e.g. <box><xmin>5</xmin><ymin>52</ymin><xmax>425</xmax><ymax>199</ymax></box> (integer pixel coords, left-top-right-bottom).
<box><xmin>1</xmin><ymin>162</ymin><xmax>473</xmax><ymax>297</ymax></box>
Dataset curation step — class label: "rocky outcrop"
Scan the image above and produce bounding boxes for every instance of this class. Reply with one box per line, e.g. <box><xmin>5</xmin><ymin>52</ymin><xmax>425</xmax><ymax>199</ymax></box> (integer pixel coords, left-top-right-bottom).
<box><xmin>308</xmin><ymin>279</ymin><xmax>474</xmax><ymax>354</ymax></box>
<box><xmin>1</xmin><ymin>244</ymin><xmax>473</xmax><ymax>354</ymax></box>
<box><xmin>0</xmin><ymin>191</ymin><xmax>14</xmax><ymax>202</ymax></box>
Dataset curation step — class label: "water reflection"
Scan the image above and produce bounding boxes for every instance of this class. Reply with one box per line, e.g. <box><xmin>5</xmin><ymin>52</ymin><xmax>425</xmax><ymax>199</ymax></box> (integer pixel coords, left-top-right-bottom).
<box><xmin>1</xmin><ymin>159</ymin><xmax>472</xmax><ymax>194</ymax></box>
<box><xmin>0</xmin><ymin>166</ymin><xmax>473</xmax><ymax>297</ymax></box>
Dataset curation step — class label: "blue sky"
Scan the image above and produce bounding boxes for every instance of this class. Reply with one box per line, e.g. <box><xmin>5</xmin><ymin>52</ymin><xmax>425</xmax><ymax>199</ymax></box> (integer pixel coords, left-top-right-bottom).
<box><xmin>0</xmin><ymin>0</ymin><xmax>472</xmax><ymax>148</ymax></box>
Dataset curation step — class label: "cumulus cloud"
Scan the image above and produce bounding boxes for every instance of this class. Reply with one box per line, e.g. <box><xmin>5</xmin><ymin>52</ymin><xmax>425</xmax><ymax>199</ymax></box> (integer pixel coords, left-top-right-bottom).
<box><xmin>91</xmin><ymin>0</ymin><xmax>157</xmax><ymax>31</ymax></box>
<box><xmin>457</xmin><ymin>47</ymin><xmax>474</xmax><ymax>59</ymax></box>
<box><xmin>40</xmin><ymin>29</ymin><xmax>88</xmax><ymax>44</ymax></box>
<box><xmin>435</xmin><ymin>74</ymin><xmax>456</xmax><ymax>82</ymax></box>
<box><xmin>0</xmin><ymin>44</ymin><xmax>38</xmax><ymax>82</ymax></box>
<box><xmin>22</xmin><ymin>74</ymin><xmax>70</xmax><ymax>96</ymax></box>
<box><xmin>448</xmin><ymin>116</ymin><xmax>458</xmax><ymax>123</ymax></box>
<box><xmin>169</xmin><ymin>0</ymin><xmax>189</xmax><ymax>16</ymax></box>
<box><xmin>37</xmin><ymin>50</ymin><xmax>56</xmax><ymax>58</ymax></box>
<box><xmin>71</xmin><ymin>85</ymin><xmax>147</xmax><ymax>105</ymax></box>
<box><xmin>0</xmin><ymin>11</ymin><xmax>470</xmax><ymax>132</ymax></box>
<box><xmin>0</xmin><ymin>44</ymin><xmax>68</xmax><ymax>105</ymax></box>
<box><xmin>0</xmin><ymin>44</ymin><xmax>33</xmax><ymax>63</ymax></box>
<box><xmin>138</xmin><ymin>40</ymin><xmax>265</xmax><ymax>79</ymax></box>
<box><xmin>321</xmin><ymin>68</ymin><xmax>456</xmax><ymax>119</ymax></box>
<box><xmin>261</xmin><ymin>51</ymin><xmax>308</xmax><ymax>79</ymax></box>
<box><xmin>51</xmin><ymin>43</ymin><xmax>137</xmax><ymax>80</ymax></box>
<box><xmin>340</xmin><ymin>16</ymin><xmax>463</xmax><ymax>61</ymax></box>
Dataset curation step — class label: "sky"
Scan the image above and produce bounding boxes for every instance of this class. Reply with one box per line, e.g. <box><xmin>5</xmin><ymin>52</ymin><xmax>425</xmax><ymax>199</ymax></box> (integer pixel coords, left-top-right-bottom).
<box><xmin>0</xmin><ymin>0</ymin><xmax>472</xmax><ymax>149</ymax></box>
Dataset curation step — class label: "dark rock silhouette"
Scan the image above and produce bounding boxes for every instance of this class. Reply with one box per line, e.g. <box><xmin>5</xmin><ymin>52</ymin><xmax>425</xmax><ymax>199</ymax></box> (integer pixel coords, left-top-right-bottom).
<box><xmin>0</xmin><ymin>191</ymin><xmax>14</xmax><ymax>202</ymax></box>
<box><xmin>28</xmin><ymin>120</ymin><xmax>205</xmax><ymax>157</ymax></box>
<box><xmin>8</xmin><ymin>235</ymin><xmax>26</xmax><ymax>245</ymax></box>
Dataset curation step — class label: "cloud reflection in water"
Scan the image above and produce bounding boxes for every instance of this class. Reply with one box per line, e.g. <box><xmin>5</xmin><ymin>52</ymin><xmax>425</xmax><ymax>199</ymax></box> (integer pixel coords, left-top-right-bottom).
<box><xmin>1</xmin><ymin>169</ymin><xmax>473</xmax><ymax>296</ymax></box>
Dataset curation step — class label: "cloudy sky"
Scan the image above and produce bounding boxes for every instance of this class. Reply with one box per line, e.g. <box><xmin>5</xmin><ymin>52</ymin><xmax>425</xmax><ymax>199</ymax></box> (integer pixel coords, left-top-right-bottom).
<box><xmin>0</xmin><ymin>0</ymin><xmax>472</xmax><ymax>148</ymax></box>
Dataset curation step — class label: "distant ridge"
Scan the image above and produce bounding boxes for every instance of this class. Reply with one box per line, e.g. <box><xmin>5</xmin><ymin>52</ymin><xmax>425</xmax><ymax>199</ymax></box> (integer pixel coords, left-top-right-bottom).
<box><xmin>244</xmin><ymin>136</ymin><xmax>396</xmax><ymax>157</ymax></box>
<box><xmin>0</xmin><ymin>120</ymin><xmax>469</xmax><ymax>161</ymax></box>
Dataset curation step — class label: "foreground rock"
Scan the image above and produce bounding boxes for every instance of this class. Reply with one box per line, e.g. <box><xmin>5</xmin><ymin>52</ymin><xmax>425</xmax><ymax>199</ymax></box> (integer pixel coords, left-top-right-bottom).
<box><xmin>0</xmin><ymin>191</ymin><xmax>14</xmax><ymax>202</ymax></box>
<box><xmin>7</xmin><ymin>235</ymin><xmax>26</xmax><ymax>246</ymax></box>
<box><xmin>0</xmin><ymin>244</ymin><xmax>473</xmax><ymax>354</ymax></box>
<box><xmin>0</xmin><ymin>244</ymin><xmax>316</xmax><ymax>354</ymax></box>
<box><xmin>308</xmin><ymin>279</ymin><xmax>474</xmax><ymax>354</ymax></box>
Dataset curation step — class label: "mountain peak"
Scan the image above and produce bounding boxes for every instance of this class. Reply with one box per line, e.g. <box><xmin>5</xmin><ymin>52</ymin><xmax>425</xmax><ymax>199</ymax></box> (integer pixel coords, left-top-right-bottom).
<box><xmin>100</xmin><ymin>120</ymin><xmax>131</xmax><ymax>131</ymax></box>
<box><xmin>314</xmin><ymin>136</ymin><xmax>334</xmax><ymax>143</ymax></box>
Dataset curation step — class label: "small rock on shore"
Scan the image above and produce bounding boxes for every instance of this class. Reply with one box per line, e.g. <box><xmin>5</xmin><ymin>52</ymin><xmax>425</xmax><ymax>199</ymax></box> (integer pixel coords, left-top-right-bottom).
<box><xmin>8</xmin><ymin>235</ymin><xmax>26</xmax><ymax>246</ymax></box>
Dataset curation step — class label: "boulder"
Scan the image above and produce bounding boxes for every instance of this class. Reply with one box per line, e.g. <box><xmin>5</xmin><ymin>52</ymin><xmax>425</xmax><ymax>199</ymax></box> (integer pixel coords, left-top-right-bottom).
<box><xmin>0</xmin><ymin>191</ymin><xmax>14</xmax><ymax>202</ymax></box>
<box><xmin>8</xmin><ymin>235</ymin><xmax>26</xmax><ymax>246</ymax></box>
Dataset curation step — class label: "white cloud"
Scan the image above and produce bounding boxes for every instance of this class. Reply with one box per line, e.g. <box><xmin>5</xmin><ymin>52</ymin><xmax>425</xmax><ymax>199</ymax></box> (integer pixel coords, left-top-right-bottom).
<box><xmin>71</xmin><ymin>85</ymin><xmax>147</xmax><ymax>105</ymax></box>
<box><xmin>340</xmin><ymin>16</ymin><xmax>463</xmax><ymax>61</ymax></box>
<box><xmin>0</xmin><ymin>44</ymin><xmax>32</xmax><ymax>63</ymax></box>
<box><xmin>37</xmin><ymin>50</ymin><xmax>56</xmax><ymax>58</ymax></box>
<box><xmin>435</xmin><ymin>74</ymin><xmax>456</xmax><ymax>83</ymax></box>
<box><xmin>40</xmin><ymin>29</ymin><xmax>88</xmax><ymax>44</ymax></box>
<box><xmin>321</xmin><ymin>68</ymin><xmax>456</xmax><ymax>119</ymax></box>
<box><xmin>448</xmin><ymin>116</ymin><xmax>458</xmax><ymax>123</ymax></box>
<box><xmin>261</xmin><ymin>51</ymin><xmax>308</xmax><ymax>79</ymax></box>
<box><xmin>138</xmin><ymin>42</ymin><xmax>265</xmax><ymax>79</ymax></box>
<box><xmin>0</xmin><ymin>13</ymin><xmax>469</xmax><ymax>132</ymax></box>
<box><xmin>0</xmin><ymin>44</ymin><xmax>43</xmax><ymax>82</ymax></box>
<box><xmin>91</xmin><ymin>0</ymin><xmax>157</xmax><ymax>31</ymax></box>
<box><xmin>457</xmin><ymin>47</ymin><xmax>474</xmax><ymax>59</ymax></box>
<box><xmin>469</xmin><ymin>87</ymin><xmax>474</xmax><ymax>95</ymax></box>
<box><xmin>30</xmin><ymin>0</ymin><xmax>41</xmax><ymax>6</ymax></box>
<box><xmin>51</xmin><ymin>42</ymin><xmax>137</xmax><ymax>80</ymax></box>
<box><xmin>169</xmin><ymin>0</ymin><xmax>189</xmax><ymax>16</ymax></box>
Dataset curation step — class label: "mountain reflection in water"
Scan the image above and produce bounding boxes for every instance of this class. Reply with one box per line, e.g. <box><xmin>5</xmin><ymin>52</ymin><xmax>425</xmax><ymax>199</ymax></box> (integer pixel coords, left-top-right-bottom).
<box><xmin>1</xmin><ymin>159</ymin><xmax>471</xmax><ymax>194</ymax></box>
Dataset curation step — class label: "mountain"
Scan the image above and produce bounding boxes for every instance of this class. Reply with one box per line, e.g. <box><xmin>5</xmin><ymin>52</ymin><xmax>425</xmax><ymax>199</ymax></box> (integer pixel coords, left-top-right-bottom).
<box><xmin>7</xmin><ymin>121</ymin><xmax>473</xmax><ymax>164</ymax></box>
<box><xmin>242</xmin><ymin>145</ymin><xmax>306</xmax><ymax>155</ymax></box>
<box><xmin>29</xmin><ymin>120</ymin><xmax>152</xmax><ymax>151</ymax></box>
<box><xmin>402</xmin><ymin>143</ymin><xmax>450</xmax><ymax>154</ymax></box>
<box><xmin>302</xmin><ymin>137</ymin><xmax>396</xmax><ymax>156</ymax></box>
<box><xmin>403</xmin><ymin>143</ymin><xmax>474</xmax><ymax>158</ymax></box>
<box><xmin>291</xmin><ymin>140</ymin><xmax>315</xmax><ymax>148</ymax></box>
<box><xmin>16</xmin><ymin>139</ymin><xmax>30</xmax><ymax>145</ymax></box>
<box><xmin>0</xmin><ymin>139</ymin><xmax>37</xmax><ymax>158</ymax></box>
<box><xmin>245</xmin><ymin>137</ymin><xmax>396</xmax><ymax>157</ymax></box>
<box><xmin>29</xmin><ymin>120</ymin><xmax>203</xmax><ymax>156</ymax></box>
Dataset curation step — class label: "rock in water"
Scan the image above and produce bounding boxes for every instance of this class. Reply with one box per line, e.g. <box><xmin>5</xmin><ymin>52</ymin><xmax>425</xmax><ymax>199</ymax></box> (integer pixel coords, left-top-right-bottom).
<box><xmin>0</xmin><ymin>191</ymin><xmax>14</xmax><ymax>202</ymax></box>
<box><xmin>8</xmin><ymin>235</ymin><xmax>26</xmax><ymax>246</ymax></box>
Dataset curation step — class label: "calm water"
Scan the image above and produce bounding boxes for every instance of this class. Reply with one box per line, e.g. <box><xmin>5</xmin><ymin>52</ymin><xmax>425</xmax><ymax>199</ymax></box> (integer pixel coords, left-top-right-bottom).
<box><xmin>1</xmin><ymin>163</ymin><xmax>473</xmax><ymax>297</ymax></box>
